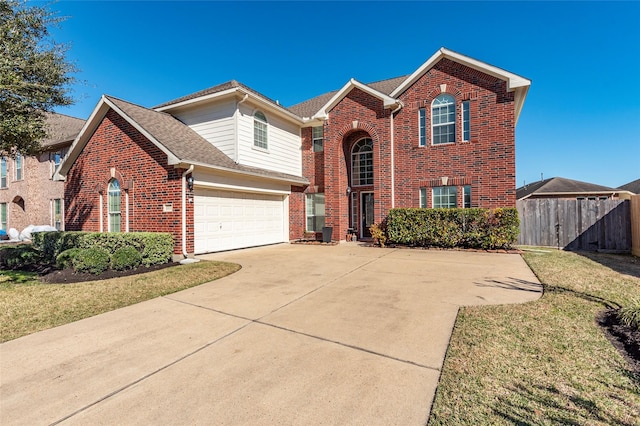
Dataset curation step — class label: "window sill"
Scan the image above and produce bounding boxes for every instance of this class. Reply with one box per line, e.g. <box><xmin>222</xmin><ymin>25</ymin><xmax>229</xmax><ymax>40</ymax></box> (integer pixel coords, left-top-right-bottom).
<box><xmin>252</xmin><ymin>145</ymin><xmax>270</xmax><ymax>154</ymax></box>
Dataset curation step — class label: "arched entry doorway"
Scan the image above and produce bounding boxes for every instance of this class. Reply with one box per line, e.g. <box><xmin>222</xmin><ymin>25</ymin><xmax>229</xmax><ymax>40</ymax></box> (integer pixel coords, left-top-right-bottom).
<box><xmin>348</xmin><ymin>137</ymin><xmax>374</xmax><ymax>239</ymax></box>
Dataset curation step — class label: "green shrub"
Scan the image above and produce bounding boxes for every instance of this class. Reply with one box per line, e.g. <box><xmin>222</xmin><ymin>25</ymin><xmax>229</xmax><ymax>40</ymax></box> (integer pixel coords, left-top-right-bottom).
<box><xmin>56</xmin><ymin>248</ymin><xmax>82</xmax><ymax>270</ymax></box>
<box><xmin>0</xmin><ymin>245</ymin><xmax>41</xmax><ymax>270</ymax></box>
<box><xmin>111</xmin><ymin>246</ymin><xmax>142</xmax><ymax>271</ymax></box>
<box><xmin>617</xmin><ymin>300</ymin><xmax>640</xmax><ymax>330</ymax></box>
<box><xmin>384</xmin><ymin>207</ymin><xmax>520</xmax><ymax>250</ymax></box>
<box><xmin>73</xmin><ymin>248</ymin><xmax>111</xmax><ymax>274</ymax></box>
<box><xmin>370</xmin><ymin>222</ymin><xmax>387</xmax><ymax>248</ymax></box>
<box><xmin>31</xmin><ymin>231</ymin><xmax>173</xmax><ymax>267</ymax></box>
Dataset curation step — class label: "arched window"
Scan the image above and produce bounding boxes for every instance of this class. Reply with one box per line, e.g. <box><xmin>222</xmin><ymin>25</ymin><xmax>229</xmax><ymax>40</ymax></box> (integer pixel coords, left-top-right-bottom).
<box><xmin>253</xmin><ymin>111</ymin><xmax>268</xmax><ymax>149</ymax></box>
<box><xmin>108</xmin><ymin>179</ymin><xmax>121</xmax><ymax>232</ymax></box>
<box><xmin>351</xmin><ymin>138</ymin><xmax>373</xmax><ymax>186</ymax></box>
<box><xmin>432</xmin><ymin>94</ymin><xmax>456</xmax><ymax>144</ymax></box>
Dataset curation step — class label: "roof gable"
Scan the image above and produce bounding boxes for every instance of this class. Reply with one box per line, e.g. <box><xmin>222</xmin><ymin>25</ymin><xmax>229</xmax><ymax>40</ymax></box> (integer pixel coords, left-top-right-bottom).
<box><xmin>310</xmin><ymin>78</ymin><xmax>402</xmax><ymax>120</ymax></box>
<box><xmin>390</xmin><ymin>47</ymin><xmax>531</xmax><ymax>124</ymax></box>
<box><xmin>57</xmin><ymin>95</ymin><xmax>308</xmax><ymax>185</ymax></box>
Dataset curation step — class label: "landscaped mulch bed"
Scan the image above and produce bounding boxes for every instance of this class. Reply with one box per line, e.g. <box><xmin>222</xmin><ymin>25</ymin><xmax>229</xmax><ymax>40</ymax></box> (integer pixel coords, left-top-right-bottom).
<box><xmin>598</xmin><ymin>309</ymin><xmax>640</xmax><ymax>375</ymax></box>
<box><xmin>39</xmin><ymin>262</ymin><xmax>179</xmax><ymax>284</ymax></box>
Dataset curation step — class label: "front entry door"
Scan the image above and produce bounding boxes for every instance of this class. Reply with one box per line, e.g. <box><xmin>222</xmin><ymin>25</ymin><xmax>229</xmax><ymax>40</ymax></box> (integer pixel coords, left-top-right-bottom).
<box><xmin>361</xmin><ymin>192</ymin><xmax>374</xmax><ymax>239</ymax></box>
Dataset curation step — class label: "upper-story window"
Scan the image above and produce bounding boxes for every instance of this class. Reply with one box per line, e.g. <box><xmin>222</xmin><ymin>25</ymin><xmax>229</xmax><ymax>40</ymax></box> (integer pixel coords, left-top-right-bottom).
<box><xmin>312</xmin><ymin>126</ymin><xmax>324</xmax><ymax>152</ymax></box>
<box><xmin>462</xmin><ymin>101</ymin><xmax>470</xmax><ymax>142</ymax></box>
<box><xmin>15</xmin><ymin>153</ymin><xmax>23</xmax><ymax>180</ymax></box>
<box><xmin>432</xmin><ymin>94</ymin><xmax>456</xmax><ymax>145</ymax></box>
<box><xmin>351</xmin><ymin>138</ymin><xmax>373</xmax><ymax>186</ymax></box>
<box><xmin>253</xmin><ymin>111</ymin><xmax>268</xmax><ymax>149</ymax></box>
<box><xmin>419</xmin><ymin>108</ymin><xmax>426</xmax><ymax>146</ymax></box>
<box><xmin>108</xmin><ymin>179</ymin><xmax>121</xmax><ymax>232</ymax></box>
<box><xmin>0</xmin><ymin>157</ymin><xmax>7</xmax><ymax>188</ymax></box>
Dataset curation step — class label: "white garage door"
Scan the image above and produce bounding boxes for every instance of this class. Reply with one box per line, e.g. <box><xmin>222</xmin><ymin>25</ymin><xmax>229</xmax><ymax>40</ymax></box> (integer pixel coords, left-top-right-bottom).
<box><xmin>194</xmin><ymin>188</ymin><xmax>286</xmax><ymax>254</ymax></box>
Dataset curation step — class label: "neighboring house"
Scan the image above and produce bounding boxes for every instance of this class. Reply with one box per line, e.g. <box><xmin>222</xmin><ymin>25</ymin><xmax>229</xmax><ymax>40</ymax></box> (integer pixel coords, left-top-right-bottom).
<box><xmin>0</xmin><ymin>113</ymin><xmax>85</xmax><ymax>233</ymax></box>
<box><xmin>516</xmin><ymin>177</ymin><xmax>629</xmax><ymax>201</ymax></box>
<box><xmin>618</xmin><ymin>178</ymin><xmax>640</xmax><ymax>196</ymax></box>
<box><xmin>57</xmin><ymin>47</ymin><xmax>530</xmax><ymax>256</ymax></box>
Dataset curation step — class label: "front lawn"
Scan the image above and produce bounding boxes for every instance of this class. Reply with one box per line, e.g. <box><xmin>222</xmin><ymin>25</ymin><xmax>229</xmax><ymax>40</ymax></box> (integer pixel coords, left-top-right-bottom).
<box><xmin>1</xmin><ymin>260</ymin><xmax>240</xmax><ymax>343</ymax></box>
<box><xmin>429</xmin><ymin>249</ymin><xmax>640</xmax><ymax>425</ymax></box>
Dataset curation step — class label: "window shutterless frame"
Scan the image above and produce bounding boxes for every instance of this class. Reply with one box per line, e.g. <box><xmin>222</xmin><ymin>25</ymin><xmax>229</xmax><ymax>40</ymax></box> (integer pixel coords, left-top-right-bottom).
<box><xmin>432</xmin><ymin>94</ymin><xmax>456</xmax><ymax>145</ymax></box>
<box><xmin>462</xmin><ymin>101</ymin><xmax>470</xmax><ymax>142</ymax></box>
<box><xmin>418</xmin><ymin>108</ymin><xmax>426</xmax><ymax>146</ymax></box>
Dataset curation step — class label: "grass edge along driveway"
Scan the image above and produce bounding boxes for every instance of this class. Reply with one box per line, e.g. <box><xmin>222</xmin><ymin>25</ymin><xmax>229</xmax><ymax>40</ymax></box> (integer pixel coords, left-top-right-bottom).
<box><xmin>1</xmin><ymin>260</ymin><xmax>241</xmax><ymax>343</ymax></box>
<box><xmin>429</xmin><ymin>248</ymin><xmax>640</xmax><ymax>425</ymax></box>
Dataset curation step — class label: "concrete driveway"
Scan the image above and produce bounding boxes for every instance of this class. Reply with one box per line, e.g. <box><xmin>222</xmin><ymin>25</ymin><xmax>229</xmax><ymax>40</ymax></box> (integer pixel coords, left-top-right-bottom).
<box><xmin>1</xmin><ymin>244</ymin><xmax>542</xmax><ymax>425</ymax></box>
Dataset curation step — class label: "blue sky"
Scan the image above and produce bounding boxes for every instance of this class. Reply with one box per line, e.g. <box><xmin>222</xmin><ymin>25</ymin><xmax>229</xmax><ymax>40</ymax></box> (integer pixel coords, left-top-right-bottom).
<box><xmin>42</xmin><ymin>1</ymin><xmax>639</xmax><ymax>189</ymax></box>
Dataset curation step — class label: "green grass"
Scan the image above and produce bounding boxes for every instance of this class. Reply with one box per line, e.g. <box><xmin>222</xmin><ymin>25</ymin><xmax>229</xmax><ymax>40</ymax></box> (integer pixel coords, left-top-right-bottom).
<box><xmin>429</xmin><ymin>249</ymin><xmax>640</xmax><ymax>425</ymax></box>
<box><xmin>0</xmin><ymin>261</ymin><xmax>240</xmax><ymax>343</ymax></box>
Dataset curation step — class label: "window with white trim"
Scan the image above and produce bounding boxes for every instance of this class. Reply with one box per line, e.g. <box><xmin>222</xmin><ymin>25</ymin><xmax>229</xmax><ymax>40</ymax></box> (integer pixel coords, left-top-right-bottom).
<box><xmin>253</xmin><ymin>111</ymin><xmax>268</xmax><ymax>149</ymax></box>
<box><xmin>0</xmin><ymin>202</ymin><xmax>6</xmax><ymax>231</ymax></box>
<box><xmin>420</xmin><ymin>187</ymin><xmax>428</xmax><ymax>208</ymax></box>
<box><xmin>462</xmin><ymin>101</ymin><xmax>470</xmax><ymax>142</ymax></box>
<box><xmin>305</xmin><ymin>193</ymin><xmax>325</xmax><ymax>232</ymax></box>
<box><xmin>312</xmin><ymin>126</ymin><xmax>324</xmax><ymax>152</ymax></box>
<box><xmin>463</xmin><ymin>185</ymin><xmax>471</xmax><ymax>208</ymax></box>
<box><xmin>0</xmin><ymin>157</ymin><xmax>7</xmax><ymax>188</ymax></box>
<box><xmin>433</xmin><ymin>186</ymin><xmax>457</xmax><ymax>208</ymax></box>
<box><xmin>108</xmin><ymin>179</ymin><xmax>121</xmax><ymax>232</ymax></box>
<box><xmin>351</xmin><ymin>138</ymin><xmax>373</xmax><ymax>186</ymax></box>
<box><xmin>418</xmin><ymin>108</ymin><xmax>426</xmax><ymax>146</ymax></box>
<box><xmin>432</xmin><ymin>94</ymin><xmax>456</xmax><ymax>145</ymax></box>
<box><xmin>15</xmin><ymin>153</ymin><xmax>23</xmax><ymax>180</ymax></box>
<box><xmin>53</xmin><ymin>198</ymin><xmax>63</xmax><ymax>230</ymax></box>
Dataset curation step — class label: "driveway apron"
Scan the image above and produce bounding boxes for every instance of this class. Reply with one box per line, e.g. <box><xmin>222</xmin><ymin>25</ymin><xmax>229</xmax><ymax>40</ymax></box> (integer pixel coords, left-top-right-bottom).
<box><xmin>1</xmin><ymin>244</ymin><xmax>542</xmax><ymax>425</ymax></box>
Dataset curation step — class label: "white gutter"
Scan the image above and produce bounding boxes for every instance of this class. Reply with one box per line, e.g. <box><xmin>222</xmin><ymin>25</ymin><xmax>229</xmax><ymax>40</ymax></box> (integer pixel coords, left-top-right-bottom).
<box><xmin>181</xmin><ymin>164</ymin><xmax>194</xmax><ymax>257</ymax></box>
<box><xmin>235</xmin><ymin>93</ymin><xmax>249</xmax><ymax>163</ymax></box>
<box><xmin>390</xmin><ymin>102</ymin><xmax>403</xmax><ymax>208</ymax></box>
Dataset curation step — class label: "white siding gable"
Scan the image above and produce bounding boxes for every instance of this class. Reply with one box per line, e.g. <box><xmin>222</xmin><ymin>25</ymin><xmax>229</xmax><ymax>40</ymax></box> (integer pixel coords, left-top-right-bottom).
<box><xmin>171</xmin><ymin>98</ymin><xmax>237</xmax><ymax>160</ymax></box>
<box><xmin>237</xmin><ymin>103</ymin><xmax>302</xmax><ymax>176</ymax></box>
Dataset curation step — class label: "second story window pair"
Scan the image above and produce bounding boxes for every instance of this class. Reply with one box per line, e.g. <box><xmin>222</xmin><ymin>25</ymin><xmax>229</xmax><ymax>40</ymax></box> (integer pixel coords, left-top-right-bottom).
<box><xmin>419</xmin><ymin>95</ymin><xmax>471</xmax><ymax>146</ymax></box>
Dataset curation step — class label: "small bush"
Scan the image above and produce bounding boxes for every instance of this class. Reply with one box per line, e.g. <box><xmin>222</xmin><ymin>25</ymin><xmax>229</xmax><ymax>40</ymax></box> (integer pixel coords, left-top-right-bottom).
<box><xmin>111</xmin><ymin>247</ymin><xmax>142</xmax><ymax>271</ymax></box>
<box><xmin>618</xmin><ymin>300</ymin><xmax>640</xmax><ymax>330</ymax></box>
<box><xmin>0</xmin><ymin>245</ymin><xmax>41</xmax><ymax>269</ymax></box>
<box><xmin>73</xmin><ymin>248</ymin><xmax>111</xmax><ymax>275</ymax></box>
<box><xmin>370</xmin><ymin>222</ymin><xmax>387</xmax><ymax>248</ymax></box>
<box><xmin>56</xmin><ymin>248</ymin><xmax>82</xmax><ymax>270</ymax></box>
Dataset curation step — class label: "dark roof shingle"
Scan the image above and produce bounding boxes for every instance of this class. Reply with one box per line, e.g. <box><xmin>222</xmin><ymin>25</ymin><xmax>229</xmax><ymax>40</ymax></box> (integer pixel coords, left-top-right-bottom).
<box><xmin>107</xmin><ymin>96</ymin><xmax>308</xmax><ymax>184</ymax></box>
<box><xmin>42</xmin><ymin>112</ymin><xmax>85</xmax><ymax>147</ymax></box>
<box><xmin>516</xmin><ymin>177</ymin><xmax>618</xmax><ymax>200</ymax></box>
<box><xmin>618</xmin><ymin>178</ymin><xmax>640</xmax><ymax>194</ymax></box>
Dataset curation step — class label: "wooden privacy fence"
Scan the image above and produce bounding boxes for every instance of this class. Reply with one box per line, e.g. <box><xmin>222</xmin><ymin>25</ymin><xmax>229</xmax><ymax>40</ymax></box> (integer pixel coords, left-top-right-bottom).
<box><xmin>631</xmin><ymin>195</ymin><xmax>640</xmax><ymax>257</ymax></box>
<box><xmin>516</xmin><ymin>199</ymin><xmax>632</xmax><ymax>252</ymax></box>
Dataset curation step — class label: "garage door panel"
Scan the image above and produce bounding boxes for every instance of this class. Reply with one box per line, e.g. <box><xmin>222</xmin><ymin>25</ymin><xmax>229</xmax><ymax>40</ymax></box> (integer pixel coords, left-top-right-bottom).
<box><xmin>194</xmin><ymin>188</ymin><xmax>285</xmax><ymax>254</ymax></box>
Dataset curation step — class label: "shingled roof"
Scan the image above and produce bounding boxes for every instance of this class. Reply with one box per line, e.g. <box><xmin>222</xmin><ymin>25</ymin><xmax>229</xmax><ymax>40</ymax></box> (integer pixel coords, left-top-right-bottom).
<box><xmin>516</xmin><ymin>177</ymin><xmax>619</xmax><ymax>200</ymax></box>
<box><xmin>42</xmin><ymin>112</ymin><xmax>85</xmax><ymax>148</ymax></box>
<box><xmin>58</xmin><ymin>95</ymin><xmax>308</xmax><ymax>185</ymax></box>
<box><xmin>287</xmin><ymin>75</ymin><xmax>408</xmax><ymax>118</ymax></box>
<box><xmin>618</xmin><ymin>178</ymin><xmax>640</xmax><ymax>195</ymax></box>
<box><xmin>108</xmin><ymin>96</ymin><xmax>308</xmax><ymax>184</ymax></box>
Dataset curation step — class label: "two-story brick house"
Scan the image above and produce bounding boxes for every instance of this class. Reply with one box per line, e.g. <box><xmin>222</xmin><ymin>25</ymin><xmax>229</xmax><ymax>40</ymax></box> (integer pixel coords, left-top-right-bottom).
<box><xmin>58</xmin><ymin>48</ymin><xmax>530</xmax><ymax>256</ymax></box>
<box><xmin>1</xmin><ymin>113</ymin><xmax>85</xmax><ymax>234</ymax></box>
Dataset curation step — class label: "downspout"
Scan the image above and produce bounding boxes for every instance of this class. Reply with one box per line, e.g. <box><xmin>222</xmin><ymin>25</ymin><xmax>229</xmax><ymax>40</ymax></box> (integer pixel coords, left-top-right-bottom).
<box><xmin>182</xmin><ymin>164</ymin><xmax>194</xmax><ymax>258</ymax></box>
<box><xmin>390</xmin><ymin>102</ymin><xmax>403</xmax><ymax>208</ymax></box>
<box><xmin>235</xmin><ymin>93</ymin><xmax>249</xmax><ymax>163</ymax></box>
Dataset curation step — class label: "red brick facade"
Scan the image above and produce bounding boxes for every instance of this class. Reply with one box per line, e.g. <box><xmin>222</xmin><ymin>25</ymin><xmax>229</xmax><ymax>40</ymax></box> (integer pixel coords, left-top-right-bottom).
<box><xmin>294</xmin><ymin>58</ymin><xmax>517</xmax><ymax>242</ymax></box>
<box><xmin>65</xmin><ymin>110</ymin><xmax>193</xmax><ymax>254</ymax></box>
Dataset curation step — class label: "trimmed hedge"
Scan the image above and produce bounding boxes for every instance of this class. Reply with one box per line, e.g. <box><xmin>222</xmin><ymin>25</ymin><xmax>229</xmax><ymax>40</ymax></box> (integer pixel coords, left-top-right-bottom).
<box><xmin>56</xmin><ymin>248</ymin><xmax>82</xmax><ymax>270</ymax></box>
<box><xmin>0</xmin><ymin>245</ymin><xmax>42</xmax><ymax>270</ymax></box>
<box><xmin>32</xmin><ymin>232</ymin><xmax>173</xmax><ymax>267</ymax></box>
<box><xmin>383</xmin><ymin>207</ymin><xmax>519</xmax><ymax>250</ymax></box>
<box><xmin>73</xmin><ymin>248</ymin><xmax>111</xmax><ymax>274</ymax></box>
<box><xmin>111</xmin><ymin>246</ymin><xmax>142</xmax><ymax>271</ymax></box>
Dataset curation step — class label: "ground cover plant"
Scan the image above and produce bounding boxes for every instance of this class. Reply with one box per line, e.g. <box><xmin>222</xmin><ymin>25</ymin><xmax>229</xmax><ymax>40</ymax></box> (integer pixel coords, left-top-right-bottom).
<box><xmin>0</xmin><ymin>260</ymin><xmax>240</xmax><ymax>342</ymax></box>
<box><xmin>429</xmin><ymin>249</ymin><xmax>640</xmax><ymax>425</ymax></box>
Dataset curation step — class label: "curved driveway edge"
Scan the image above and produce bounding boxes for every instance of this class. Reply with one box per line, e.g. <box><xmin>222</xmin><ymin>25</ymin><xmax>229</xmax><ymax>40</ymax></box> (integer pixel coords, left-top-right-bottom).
<box><xmin>1</xmin><ymin>243</ymin><xmax>541</xmax><ymax>425</ymax></box>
